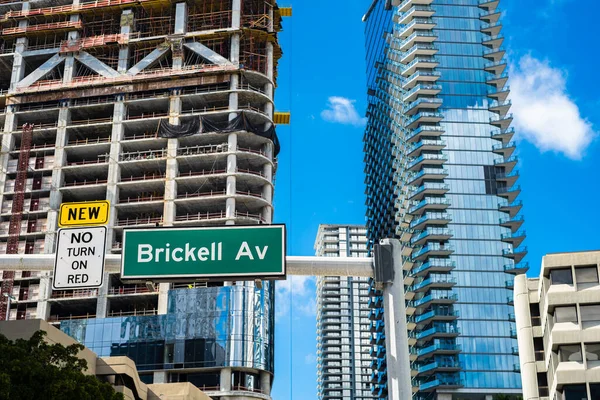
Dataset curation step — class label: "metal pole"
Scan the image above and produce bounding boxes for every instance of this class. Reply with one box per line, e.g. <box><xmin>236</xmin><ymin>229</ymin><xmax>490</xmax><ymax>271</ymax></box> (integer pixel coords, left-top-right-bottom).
<box><xmin>380</xmin><ymin>238</ymin><xmax>412</xmax><ymax>400</ymax></box>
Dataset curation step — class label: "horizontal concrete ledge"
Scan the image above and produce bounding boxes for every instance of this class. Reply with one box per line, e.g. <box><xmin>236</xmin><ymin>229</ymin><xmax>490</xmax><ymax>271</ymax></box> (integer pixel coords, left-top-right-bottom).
<box><xmin>0</xmin><ymin>254</ymin><xmax>374</xmax><ymax>277</ymax></box>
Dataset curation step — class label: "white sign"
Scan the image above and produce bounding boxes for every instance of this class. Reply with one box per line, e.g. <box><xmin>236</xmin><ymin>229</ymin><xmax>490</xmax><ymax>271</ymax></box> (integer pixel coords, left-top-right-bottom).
<box><xmin>53</xmin><ymin>226</ymin><xmax>106</xmax><ymax>290</ymax></box>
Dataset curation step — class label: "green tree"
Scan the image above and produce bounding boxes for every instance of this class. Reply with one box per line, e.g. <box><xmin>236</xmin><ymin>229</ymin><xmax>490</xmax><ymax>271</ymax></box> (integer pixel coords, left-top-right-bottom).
<box><xmin>0</xmin><ymin>330</ymin><xmax>124</xmax><ymax>400</ymax></box>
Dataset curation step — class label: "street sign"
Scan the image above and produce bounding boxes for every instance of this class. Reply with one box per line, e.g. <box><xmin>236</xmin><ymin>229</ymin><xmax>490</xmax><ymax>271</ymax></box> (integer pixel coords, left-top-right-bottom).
<box><xmin>121</xmin><ymin>225</ymin><xmax>286</xmax><ymax>280</ymax></box>
<box><xmin>53</xmin><ymin>226</ymin><xmax>106</xmax><ymax>290</ymax></box>
<box><xmin>59</xmin><ymin>200</ymin><xmax>110</xmax><ymax>227</ymax></box>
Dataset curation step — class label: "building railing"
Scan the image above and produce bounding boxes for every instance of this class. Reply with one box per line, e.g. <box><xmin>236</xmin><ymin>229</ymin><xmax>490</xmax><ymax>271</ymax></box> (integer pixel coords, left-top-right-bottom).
<box><xmin>48</xmin><ymin>313</ymin><xmax>96</xmax><ymax>322</ymax></box>
<box><xmin>67</xmin><ymin>137</ymin><xmax>111</xmax><ymax>146</ymax></box>
<box><xmin>51</xmin><ymin>289</ymin><xmax>98</xmax><ymax>299</ymax></box>
<box><xmin>119</xmin><ymin>194</ymin><xmax>164</xmax><ymax>204</ymax></box>
<box><xmin>115</xmin><ymin>216</ymin><xmax>163</xmax><ymax>227</ymax></box>
<box><xmin>120</xmin><ymin>173</ymin><xmax>166</xmax><ymax>182</ymax></box>
<box><xmin>64</xmin><ymin>178</ymin><xmax>108</xmax><ymax>187</ymax></box>
<box><xmin>107</xmin><ymin>309</ymin><xmax>158</xmax><ymax>317</ymax></box>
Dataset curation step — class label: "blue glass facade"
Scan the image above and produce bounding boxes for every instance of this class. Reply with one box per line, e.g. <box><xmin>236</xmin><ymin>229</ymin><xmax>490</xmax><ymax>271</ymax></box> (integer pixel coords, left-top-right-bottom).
<box><xmin>363</xmin><ymin>0</ymin><xmax>526</xmax><ymax>398</ymax></box>
<box><xmin>60</xmin><ymin>285</ymin><xmax>274</xmax><ymax>381</ymax></box>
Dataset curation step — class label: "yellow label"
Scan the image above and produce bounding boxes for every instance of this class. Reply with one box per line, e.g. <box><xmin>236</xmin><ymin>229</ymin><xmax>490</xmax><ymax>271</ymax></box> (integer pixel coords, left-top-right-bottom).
<box><xmin>59</xmin><ymin>201</ymin><xmax>110</xmax><ymax>227</ymax></box>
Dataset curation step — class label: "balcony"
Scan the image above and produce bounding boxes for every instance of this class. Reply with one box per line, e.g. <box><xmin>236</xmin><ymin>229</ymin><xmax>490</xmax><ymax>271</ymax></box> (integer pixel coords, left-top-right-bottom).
<box><xmin>410</xmin><ymin>228</ymin><xmax>453</xmax><ymax>247</ymax></box>
<box><xmin>407</xmin><ymin>139</ymin><xmax>446</xmax><ymax>157</ymax></box>
<box><xmin>486</xmin><ymin>72</ymin><xmax>508</xmax><ymax>88</ymax></box>
<box><xmin>396</xmin><ymin>5</ymin><xmax>435</xmax><ymax>25</ymax></box>
<box><xmin>403</xmin><ymin>84</ymin><xmax>442</xmax><ymax>103</ymax></box>
<box><xmin>482</xmin><ymin>33</ymin><xmax>504</xmax><ymax>48</ymax></box>
<box><xmin>488</xmin><ymin>85</ymin><xmax>511</xmax><ymax>101</ymax></box>
<box><xmin>401</xmin><ymin>44</ymin><xmax>438</xmax><ymax>64</ymax></box>
<box><xmin>481</xmin><ymin>21</ymin><xmax>502</xmax><ymax>36</ymax></box>
<box><xmin>416</xmin><ymin>359</ymin><xmax>462</xmax><ymax>376</ymax></box>
<box><xmin>407</xmin><ymin>153</ymin><xmax>447</xmax><ymax>171</ymax></box>
<box><xmin>401</xmin><ymin>57</ymin><xmax>439</xmax><ymax>77</ymax></box>
<box><xmin>402</xmin><ymin>70</ymin><xmax>441</xmax><ymax>90</ymax></box>
<box><xmin>491</xmin><ymin>127</ymin><xmax>515</xmax><ymax>143</ymax></box>
<box><xmin>413</xmin><ymin>293</ymin><xmax>458</xmax><ymax>308</ymax></box>
<box><xmin>489</xmin><ymin>100</ymin><xmax>512</xmax><ymax>117</ymax></box>
<box><xmin>483</xmin><ymin>47</ymin><xmax>506</xmax><ymax>62</ymax></box>
<box><xmin>495</xmin><ymin>171</ymin><xmax>519</xmax><ymax>187</ymax></box>
<box><xmin>411</xmin><ymin>273</ymin><xmax>456</xmax><ymax>292</ymax></box>
<box><xmin>507</xmin><ymin>295</ymin><xmax>514</xmax><ymax>305</ymax></box>
<box><xmin>395</xmin><ymin>31</ymin><xmax>438</xmax><ymax>53</ymax></box>
<box><xmin>412</xmin><ymin>243</ymin><xmax>454</xmax><ymax>262</ymax></box>
<box><xmin>408</xmin><ymin>183</ymin><xmax>450</xmax><ymax>202</ymax></box>
<box><xmin>499</xmin><ymin>199</ymin><xmax>523</xmax><ymax>218</ymax></box>
<box><xmin>408</xmin><ymin>197</ymin><xmax>451</xmax><ymax>215</ymax></box>
<box><xmin>418</xmin><ymin>376</ymin><xmax>464</xmax><ymax>392</ymax></box>
<box><xmin>501</xmin><ymin>230</ymin><xmax>526</xmax><ymax>248</ymax></box>
<box><xmin>411</xmin><ymin>258</ymin><xmax>455</xmax><ymax>277</ymax></box>
<box><xmin>416</xmin><ymin>342</ymin><xmax>461</xmax><ymax>360</ymax></box>
<box><xmin>479</xmin><ymin>0</ymin><xmax>499</xmax><ymax>10</ymax></box>
<box><xmin>504</xmin><ymin>261</ymin><xmax>529</xmax><ymax>275</ymax></box>
<box><xmin>398</xmin><ymin>18</ymin><xmax>436</xmax><ymax>39</ymax></box>
<box><xmin>508</xmin><ymin>311</ymin><xmax>516</xmax><ymax>320</ymax></box>
<box><xmin>494</xmin><ymin>156</ymin><xmax>518</xmax><ymax>172</ymax></box>
<box><xmin>404</xmin><ymin>98</ymin><xmax>443</xmax><ymax>116</ymax></box>
<box><xmin>492</xmin><ymin>140</ymin><xmax>516</xmax><ymax>157</ymax></box>
<box><xmin>497</xmin><ymin>184</ymin><xmax>521</xmax><ymax>203</ymax></box>
<box><xmin>499</xmin><ymin>215</ymin><xmax>525</xmax><ymax>231</ymax></box>
<box><xmin>502</xmin><ymin>246</ymin><xmax>527</xmax><ymax>264</ymax></box>
<box><xmin>480</xmin><ymin>9</ymin><xmax>501</xmax><ymax>23</ymax></box>
<box><xmin>407</xmin><ymin>168</ymin><xmax>448</xmax><ymax>186</ymax></box>
<box><xmin>405</xmin><ymin>123</ymin><xmax>445</xmax><ymax>140</ymax></box>
<box><xmin>398</xmin><ymin>0</ymin><xmax>435</xmax><ymax>14</ymax></box>
<box><xmin>490</xmin><ymin>113</ymin><xmax>513</xmax><ymax>130</ymax></box>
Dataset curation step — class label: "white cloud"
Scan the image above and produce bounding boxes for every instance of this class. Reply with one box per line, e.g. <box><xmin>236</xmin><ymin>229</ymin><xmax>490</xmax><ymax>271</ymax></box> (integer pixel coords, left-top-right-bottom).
<box><xmin>510</xmin><ymin>55</ymin><xmax>595</xmax><ymax>159</ymax></box>
<box><xmin>275</xmin><ymin>276</ymin><xmax>316</xmax><ymax>319</ymax></box>
<box><xmin>321</xmin><ymin>96</ymin><xmax>367</xmax><ymax>127</ymax></box>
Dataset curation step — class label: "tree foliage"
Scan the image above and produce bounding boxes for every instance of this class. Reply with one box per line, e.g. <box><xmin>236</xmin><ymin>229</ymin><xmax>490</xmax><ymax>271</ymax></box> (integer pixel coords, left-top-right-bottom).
<box><xmin>0</xmin><ymin>330</ymin><xmax>124</xmax><ymax>400</ymax></box>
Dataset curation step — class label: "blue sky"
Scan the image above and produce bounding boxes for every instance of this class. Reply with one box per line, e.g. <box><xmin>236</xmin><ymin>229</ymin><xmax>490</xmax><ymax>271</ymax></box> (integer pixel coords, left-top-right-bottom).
<box><xmin>270</xmin><ymin>0</ymin><xmax>600</xmax><ymax>398</ymax></box>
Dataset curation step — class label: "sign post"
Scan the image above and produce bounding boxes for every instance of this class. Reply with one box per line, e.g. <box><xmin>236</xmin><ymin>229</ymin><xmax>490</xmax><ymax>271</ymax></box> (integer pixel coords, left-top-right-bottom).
<box><xmin>53</xmin><ymin>226</ymin><xmax>107</xmax><ymax>290</ymax></box>
<box><xmin>121</xmin><ymin>225</ymin><xmax>286</xmax><ymax>280</ymax></box>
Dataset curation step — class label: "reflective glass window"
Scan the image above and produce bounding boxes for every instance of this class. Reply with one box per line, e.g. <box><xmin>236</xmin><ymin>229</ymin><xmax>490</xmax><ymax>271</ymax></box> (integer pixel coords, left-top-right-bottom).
<box><xmin>554</xmin><ymin>306</ymin><xmax>578</xmax><ymax>324</ymax></box>
<box><xmin>551</xmin><ymin>268</ymin><xmax>573</xmax><ymax>285</ymax></box>
<box><xmin>575</xmin><ymin>266</ymin><xmax>599</xmax><ymax>290</ymax></box>
<box><xmin>581</xmin><ymin>305</ymin><xmax>600</xmax><ymax>329</ymax></box>
<box><xmin>585</xmin><ymin>343</ymin><xmax>600</xmax><ymax>368</ymax></box>
<box><xmin>562</xmin><ymin>384</ymin><xmax>588</xmax><ymax>400</ymax></box>
<box><xmin>559</xmin><ymin>345</ymin><xmax>583</xmax><ymax>363</ymax></box>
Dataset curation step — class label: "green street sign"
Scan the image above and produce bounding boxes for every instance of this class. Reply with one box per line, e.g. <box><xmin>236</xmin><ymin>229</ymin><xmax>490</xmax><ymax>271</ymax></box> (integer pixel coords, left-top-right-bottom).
<box><xmin>120</xmin><ymin>225</ymin><xmax>286</xmax><ymax>280</ymax></box>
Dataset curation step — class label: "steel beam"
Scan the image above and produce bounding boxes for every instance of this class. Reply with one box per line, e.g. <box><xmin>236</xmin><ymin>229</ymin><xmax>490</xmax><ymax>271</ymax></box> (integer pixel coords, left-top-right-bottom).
<box><xmin>16</xmin><ymin>54</ymin><xmax>65</xmax><ymax>89</ymax></box>
<box><xmin>126</xmin><ymin>44</ymin><xmax>170</xmax><ymax>76</ymax></box>
<box><xmin>0</xmin><ymin>254</ymin><xmax>373</xmax><ymax>277</ymax></box>
<box><xmin>75</xmin><ymin>51</ymin><xmax>120</xmax><ymax>78</ymax></box>
<box><xmin>184</xmin><ymin>41</ymin><xmax>233</xmax><ymax>66</ymax></box>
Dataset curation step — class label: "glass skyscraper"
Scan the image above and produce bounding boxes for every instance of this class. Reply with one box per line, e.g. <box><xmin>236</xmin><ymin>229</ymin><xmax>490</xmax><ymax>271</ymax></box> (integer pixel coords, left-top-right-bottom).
<box><xmin>363</xmin><ymin>0</ymin><xmax>526</xmax><ymax>399</ymax></box>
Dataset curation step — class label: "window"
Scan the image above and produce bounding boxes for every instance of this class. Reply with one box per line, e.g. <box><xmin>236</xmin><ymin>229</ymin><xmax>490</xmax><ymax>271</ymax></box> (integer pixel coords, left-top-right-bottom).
<box><xmin>559</xmin><ymin>345</ymin><xmax>582</xmax><ymax>363</ymax></box>
<box><xmin>576</xmin><ymin>266</ymin><xmax>599</xmax><ymax>290</ymax></box>
<box><xmin>562</xmin><ymin>384</ymin><xmax>587</xmax><ymax>400</ymax></box>
<box><xmin>585</xmin><ymin>343</ymin><xmax>600</xmax><ymax>367</ymax></box>
<box><xmin>550</xmin><ymin>268</ymin><xmax>573</xmax><ymax>285</ymax></box>
<box><xmin>581</xmin><ymin>305</ymin><xmax>600</xmax><ymax>329</ymax></box>
<box><xmin>554</xmin><ymin>306</ymin><xmax>578</xmax><ymax>323</ymax></box>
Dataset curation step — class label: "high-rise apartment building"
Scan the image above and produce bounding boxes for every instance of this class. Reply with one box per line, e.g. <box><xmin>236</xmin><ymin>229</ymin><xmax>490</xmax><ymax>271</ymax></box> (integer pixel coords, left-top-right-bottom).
<box><xmin>363</xmin><ymin>0</ymin><xmax>526</xmax><ymax>399</ymax></box>
<box><xmin>0</xmin><ymin>1</ymin><xmax>286</xmax><ymax>398</ymax></box>
<box><xmin>315</xmin><ymin>224</ymin><xmax>373</xmax><ymax>400</ymax></box>
<box><xmin>515</xmin><ymin>250</ymin><xmax>600</xmax><ymax>400</ymax></box>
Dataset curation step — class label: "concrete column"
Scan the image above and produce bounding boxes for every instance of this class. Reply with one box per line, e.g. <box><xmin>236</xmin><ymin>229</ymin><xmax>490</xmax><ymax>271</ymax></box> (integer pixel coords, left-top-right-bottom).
<box><xmin>172</xmin><ymin>3</ymin><xmax>187</xmax><ymax>70</ymax></box>
<box><xmin>260</xmin><ymin>371</ymin><xmax>271</xmax><ymax>395</ymax></box>
<box><xmin>515</xmin><ymin>274</ymin><xmax>539</xmax><ymax>400</ymax></box>
<box><xmin>220</xmin><ymin>367</ymin><xmax>232</xmax><ymax>391</ymax></box>
<box><xmin>266</xmin><ymin>42</ymin><xmax>274</xmax><ymax>82</ymax></box>
<box><xmin>106</xmin><ymin>99</ymin><xmax>125</xmax><ymax>249</ymax></box>
<box><xmin>157</xmin><ymin>282</ymin><xmax>170</xmax><ymax>315</ymax></box>
<box><xmin>9</xmin><ymin>39</ymin><xmax>28</xmax><ymax>91</ymax></box>
<box><xmin>261</xmin><ymin>143</ymin><xmax>273</xmax><ymax>223</ymax></box>
<box><xmin>163</xmin><ymin>92</ymin><xmax>180</xmax><ymax>226</ymax></box>
<box><xmin>118</xmin><ymin>9</ymin><xmax>133</xmax><ymax>73</ymax></box>
<box><xmin>381</xmin><ymin>238</ymin><xmax>412</xmax><ymax>400</ymax></box>
<box><xmin>95</xmin><ymin>272</ymin><xmax>110</xmax><ymax>318</ymax></box>
<box><xmin>44</xmin><ymin>104</ymin><xmax>70</xmax><ymax>252</ymax></box>
<box><xmin>62</xmin><ymin>13</ymin><xmax>81</xmax><ymax>84</ymax></box>
<box><xmin>226</xmin><ymin>133</ymin><xmax>237</xmax><ymax>222</ymax></box>
<box><xmin>230</xmin><ymin>0</ymin><xmax>241</xmax><ymax>66</ymax></box>
<box><xmin>0</xmin><ymin>109</ymin><xmax>17</xmax><ymax>205</ymax></box>
<box><xmin>35</xmin><ymin>273</ymin><xmax>52</xmax><ymax>320</ymax></box>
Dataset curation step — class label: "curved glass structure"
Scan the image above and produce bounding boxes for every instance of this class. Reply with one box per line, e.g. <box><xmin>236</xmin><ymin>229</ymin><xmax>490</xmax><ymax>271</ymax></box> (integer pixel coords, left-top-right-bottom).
<box><xmin>61</xmin><ymin>285</ymin><xmax>274</xmax><ymax>374</ymax></box>
<box><xmin>363</xmin><ymin>0</ymin><xmax>526</xmax><ymax>398</ymax></box>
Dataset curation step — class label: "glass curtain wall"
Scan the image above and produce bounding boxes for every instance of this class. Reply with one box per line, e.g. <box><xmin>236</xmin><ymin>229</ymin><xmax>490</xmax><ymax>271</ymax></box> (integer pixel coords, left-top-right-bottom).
<box><xmin>363</xmin><ymin>0</ymin><xmax>525</xmax><ymax>398</ymax></box>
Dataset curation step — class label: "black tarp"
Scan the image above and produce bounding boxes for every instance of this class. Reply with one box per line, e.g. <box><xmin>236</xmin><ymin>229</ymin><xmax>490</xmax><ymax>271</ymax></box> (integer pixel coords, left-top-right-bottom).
<box><xmin>157</xmin><ymin>111</ymin><xmax>280</xmax><ymax>155</ymax></box>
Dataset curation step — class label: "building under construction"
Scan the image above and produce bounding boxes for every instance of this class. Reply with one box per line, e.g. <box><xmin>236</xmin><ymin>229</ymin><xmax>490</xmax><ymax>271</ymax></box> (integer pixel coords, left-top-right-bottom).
<box><xmin>0</xmin><ymin>0</ymin><xmax>288</xmax><ymax>397</ymax></box>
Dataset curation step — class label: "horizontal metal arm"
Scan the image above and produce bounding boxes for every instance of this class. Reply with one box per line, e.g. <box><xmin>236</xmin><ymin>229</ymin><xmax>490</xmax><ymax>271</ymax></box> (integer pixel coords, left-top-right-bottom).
<box><xmin>0</xmin><ymin>255</ymin><xmax>374</xmax><ymax>277</ymax></box>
